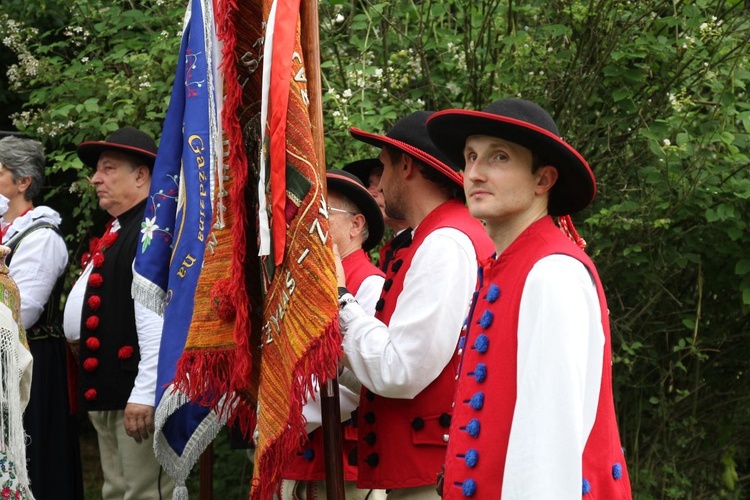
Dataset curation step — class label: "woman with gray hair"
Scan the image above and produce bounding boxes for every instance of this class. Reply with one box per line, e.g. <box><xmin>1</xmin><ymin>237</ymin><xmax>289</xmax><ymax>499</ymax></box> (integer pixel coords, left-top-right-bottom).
<box><xmin>0</xmin><ymin>135</ymin><xmax>83</xmax><ymax>499</ymax></box>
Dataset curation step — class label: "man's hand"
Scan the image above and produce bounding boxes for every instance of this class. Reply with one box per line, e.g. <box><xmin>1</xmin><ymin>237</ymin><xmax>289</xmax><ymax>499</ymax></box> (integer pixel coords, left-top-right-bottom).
<box><xmin>124</xmin><ymin>402</ymin><xmax>155</xmax><ymax>444</ymax></box>
<box><xmin>332</xmin><ymin>244</ymin><xmax>346</xmax><ymax>288</ymax></box>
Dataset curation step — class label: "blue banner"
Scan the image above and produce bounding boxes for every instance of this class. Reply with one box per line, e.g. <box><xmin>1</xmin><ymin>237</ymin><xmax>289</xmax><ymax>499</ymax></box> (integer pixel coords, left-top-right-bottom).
<box><xmin>131</xmin><ymin>0</ymin><xmax>221</xmax><ymax>494</ymax></box>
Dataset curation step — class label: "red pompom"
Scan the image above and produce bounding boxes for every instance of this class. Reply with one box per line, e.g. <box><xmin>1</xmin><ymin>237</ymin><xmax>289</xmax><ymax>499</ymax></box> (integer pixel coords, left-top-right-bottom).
<box><xmin>85</xmin><ymin>337</ymin><xmax>100</xmax><ymax>351</ymax></box>
<box><xmin>88</xmin><ymin>273</ymin><xmax>103</xmax><ymax>288</ymax></box>
<box><xmin>92</xmin><ymin>253</ymin><xmax>105</xmax><ymax>268</ymax></box>
<box><xmin>80</xmin><ymin>252</ymin><xmax>91</xmax><ymax>268</ymax></box>
<box><xmin>118</xmin><ymin>345</ymin><xmax>134</xmax><ymax>360</ymax></box>
<box><xmin>85</xmin><ymin>315</ymin><xmax>99</xmax><ymax>331</ymax></box>
<box><xmin>88</xmin><ymin>237</ymin><xmax>100</xmax><ymax>254</ymax></box>
<box><xmin>87</xmin><ymin>295</ymin><xmax>101</xmax><ymax>311</ymax></box>
<box><xmin>100</xmin><ymin>231</ymin><xmax>119</xmax><ymax>249</ymax></box>
<box><xmin>83</xmin><ymin>357</ymin><xmax>99</xmax><ymax>372</ymax></box>
<box><xmin>84</xmin><ymin>388</ymin><xmax>97</xmax><ymax>401</ymax></box>
<box><xmin>209</xmin><ymin>279</ymin><xmax>236</xmax><ymax>322</ymax></box>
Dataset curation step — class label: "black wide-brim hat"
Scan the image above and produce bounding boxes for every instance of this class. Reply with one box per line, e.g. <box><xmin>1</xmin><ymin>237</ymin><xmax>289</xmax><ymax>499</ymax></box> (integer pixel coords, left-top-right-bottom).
<box><xmin>77</xmin><ymin>126</ymin><xmax>158</xmax><ymax>170</ymax></box>
<box><xmin>426</xmin><ymin>98</ymin><xmax>596</xmax><ymax>215</ymax></box>
<box><xmin>342</xmin><ymin>158</ymin><xmax>383</xmax><ymax>186</ymax></box>
<box><xmin>350</xmin><ymin>111</ymin><xmax>463</xmax><ymax>188</ymax></box>
<box><xmin>327</xmin><ymin>169</ymin><xmax>385</xmax><ymax>252</ymax></box>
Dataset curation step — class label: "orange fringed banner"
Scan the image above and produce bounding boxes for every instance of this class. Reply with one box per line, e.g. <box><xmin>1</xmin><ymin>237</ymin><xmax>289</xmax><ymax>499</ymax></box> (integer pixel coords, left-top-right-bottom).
<box><xmin>155</xmin><ymin>0</ymin><xmax>339</xmax><ymax>496</ymax></box>
<box><xmin>170</xmin><ymin>0</ymin><xmax>258</xmax><ymax>433</ymax></box>
<box><xmin>250</xmin><ymin>0</ymin><xmax>340</xmax><ymax>496</ymax></box>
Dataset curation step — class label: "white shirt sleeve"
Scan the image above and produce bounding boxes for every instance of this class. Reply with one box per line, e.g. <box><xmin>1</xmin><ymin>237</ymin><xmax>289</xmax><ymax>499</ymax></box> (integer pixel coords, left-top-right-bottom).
<box><xmin>501</xmin><ymin>254</ymin><xmax>604</xmax><ymax>499</ymax></box>
<box><xmin>129</xmin><ymin>296</ymin><xmax>164</xmax><ymax>407</ymax></box>
<box><xmin>355</xmin><ymin>274</ymin><xmax>385</xmax><ymax>317</ymax></box>
<box><xmin>340</xmin><ymin>228</ymin><xmax>477</xmax><ymax>399</ymax></box>
<box><xmin>8</xmin><ymin>228</ymin><xmax>68</xmax><ymax>330</ymax></box>
<box><xmin>301</xmin><ymin>378</ymin><xmax>361</xmax><ymax>433</ymax></box>
<box><xmin>63</xmin><ymin>264</ymin><xmax>93</xmax><ymax>343</ymax></box>
<box><xmin>301</xmin><ymin>272</ymin><xmax>385</xmax><ymax>431</ymax></box>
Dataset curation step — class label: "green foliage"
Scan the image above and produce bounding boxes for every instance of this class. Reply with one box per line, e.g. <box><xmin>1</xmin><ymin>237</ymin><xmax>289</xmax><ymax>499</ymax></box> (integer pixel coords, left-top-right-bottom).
<box><xmin>2</xmin><ymin>0</ymin><xmax>750</xmax><ymax>496</ymax></box>
<box><xmin>318</xmin><ymin>0</ymin><xmax>750</xmax><ymax>496</ymax></box>
<box><xmin>0</xmin><ymin>0</ymin><xmax>184</xmax><ymax>259</ymax></box>
<box><xmin>185</xmin><ymin>428</ymin><xmax>253</xmax><ymax>498</ymax></box>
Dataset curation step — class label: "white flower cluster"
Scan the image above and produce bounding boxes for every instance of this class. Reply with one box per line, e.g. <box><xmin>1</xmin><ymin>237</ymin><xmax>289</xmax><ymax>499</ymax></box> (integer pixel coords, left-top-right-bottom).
<box><xmin>36</xmin><ymin>119</ymin><xmax>76</xmax><ymax>138</ymax></box>
<box><xmin>138</xmin><ymin>73</ymin><xmax>152</xmax><ymax>89</ymax></box>
<box><xmin>386</xmin><ymin>48</ymin><xmax>423</xmax><ymax>90</ymax></box>
<box><xmin>321</xmin><ymin>3</ymin><xmax>346</xmax><ymax>30</ymax></box>
<box><xmin>445</xmin><ymin>41</ymin><xmax>467</xmax><ymax>72</ymax></box>
<box><xmin>327</xmin><ymin>87</ymin><xmax>350</xmax><ymax>124</ymax></box>
<box><xmin>1</xmin><ymin>16</ymin><xmax>38</xmax><ymax>51</ymax></box>
<box><xmin>667</xmin><ymin>91</ymin><xmax>687</xmax><ymax>112</ymax></box>
<box><xmin>10</xmin><ymin>110</ymin><xmax>37</xmax><ymax>129</ymax></box>
<box><xmin>63</xmin><ymin>25</ymin><xmax>91</xmax><ymax>47</ymax></box>
<box><xmin>680</xmin><ymin>35</ymin><xmax>697</xmax><ymax>50</ymax></box>
<box><xmin>11</xmin><ymin>110</ymin><xmax>75</xmax><ymax>139</ymax></box>
<box><xmin>699</xmin><ymin>16</ymin><xmax>723</xmax><ymax>41</ymax></box>
<box><xmin>2</xmin><ymin>16</ymin><xmax>41</xmax><ymax>89</ymax></box>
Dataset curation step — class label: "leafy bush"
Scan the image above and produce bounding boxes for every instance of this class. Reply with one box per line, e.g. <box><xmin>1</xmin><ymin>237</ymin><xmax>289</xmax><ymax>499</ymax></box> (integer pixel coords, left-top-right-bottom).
<box><xmin>2</xmin><ymin>0</ymin><xmax>749</xmax><ymax>496</ymax></box>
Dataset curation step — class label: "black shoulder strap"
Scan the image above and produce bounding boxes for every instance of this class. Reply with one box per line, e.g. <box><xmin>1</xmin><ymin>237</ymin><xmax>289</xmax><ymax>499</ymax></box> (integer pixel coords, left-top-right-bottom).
<box><xmin>5</xmin><ymin>221</ymin><xmax>68</xmax><ymax>332</ymax></box>
<box><xmin>5</xmin><ymin>221</ymin><xmax>64</xmax><ymax>266</ymax></box>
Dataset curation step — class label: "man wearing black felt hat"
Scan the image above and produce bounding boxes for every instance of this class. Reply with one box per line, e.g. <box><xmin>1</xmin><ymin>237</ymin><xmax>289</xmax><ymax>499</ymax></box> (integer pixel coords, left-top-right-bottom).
<box><xmin>282</xmin><ymin>169</ymin><xmax>386</xmax><ymax>500</ymax></box>
<box><xmin>426</xmin><ymin>98</ymin><xmax>632</xmax><ymax>499</ymax></box>
<box><xmin>63</xmin><ymin>126</ymin><xmax>174</xmax><ymax>499</ymax></box>
<box><xmin>343</xmin><ymin>158</ymin><xmax>412</xmax><ymax>270</ymax></box>
<box><xmin>333</xmin><ymin>112</ymin><xmax>494</xmax><ymax>498</ymax></box>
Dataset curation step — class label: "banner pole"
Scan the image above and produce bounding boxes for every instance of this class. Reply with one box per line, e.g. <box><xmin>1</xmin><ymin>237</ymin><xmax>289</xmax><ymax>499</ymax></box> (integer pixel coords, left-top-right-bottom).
<box><xmin>301</xmin><ymin>1</ymin><xmax>346</xmax><ymax>500</ymax></box>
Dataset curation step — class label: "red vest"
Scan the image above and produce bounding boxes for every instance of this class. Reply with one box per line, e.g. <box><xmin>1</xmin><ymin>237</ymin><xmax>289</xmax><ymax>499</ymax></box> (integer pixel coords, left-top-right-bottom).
<box><xmin>443</xmin><ymin>216</ymin><xmax>632</xmax><ymax>499</ymax></box>
<box><xmin>377</xmin><ymin>228</ymin><xmax>412</xmax><ymax>272</ymax></box>
<box><xmin>356</xmin><ymin>199</ymin><xmax>494</xmax><ymax>489</ymax></box>
<box><xmin>284</xmin><ymin>249</ymin><xmax>384</xmax><ymax>481</ymax></box>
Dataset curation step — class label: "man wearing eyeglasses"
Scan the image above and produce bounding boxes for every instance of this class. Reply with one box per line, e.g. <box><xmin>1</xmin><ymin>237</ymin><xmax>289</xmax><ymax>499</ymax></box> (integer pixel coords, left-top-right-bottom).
<box><xmin>281</xmin><ymin>168</ymin><xmax>386</xmax><ymax>500</ymax></box>
<box><xmin>333</xmin><ymin>112</ymin><xmax>494</xmax><ymax>498</ymax></box>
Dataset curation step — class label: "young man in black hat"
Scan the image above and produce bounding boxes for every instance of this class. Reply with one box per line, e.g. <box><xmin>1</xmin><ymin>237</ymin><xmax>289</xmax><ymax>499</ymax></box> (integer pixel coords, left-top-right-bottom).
<box><xmin>63</xmin><ymin>126</ymin><xmax>174</xmax><ymax>499</ymax></box>
<box><xmin>426</xmin><ymin>99</ymin><xmax>632</xmax><ymax>498</ymax></box>
<box><xmin>343</xmin><ymin>158</ymin><xmax>412</xmax><ymax>270</ymax></box>
<box><xmin>282</xmin><ymin>169</ymin><xmax>386</xmax><ymax>500</ymax></box>
<box><xmin>334</xmin><ymin>112</ymin><xmax>494</xmax><ymax>498</ymax></box>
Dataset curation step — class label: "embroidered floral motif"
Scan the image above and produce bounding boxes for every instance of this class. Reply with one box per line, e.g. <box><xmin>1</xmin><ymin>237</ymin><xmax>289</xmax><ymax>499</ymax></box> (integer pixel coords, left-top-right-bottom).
<box><xmin>0</xmin><ymin>451</ymin><xmax>24</xmax><ymax>499</ymax></box>
<box><xmin>140</xmin><ymin>177</ymin><xmax>178</xmax><ymax>254</ymax></box>
<box><xmin>140</xmin><ymin>216</ymin><xmax>160</xmax><ymax>253</ymax></box>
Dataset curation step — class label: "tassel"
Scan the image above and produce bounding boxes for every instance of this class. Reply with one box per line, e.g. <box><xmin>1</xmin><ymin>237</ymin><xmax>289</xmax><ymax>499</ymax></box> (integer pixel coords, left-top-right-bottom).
<box><xmin>558</xmin><ymin>215</ymin><xmax>587</xmax><ymax>250</ymax></box>
<box><xmin>173</xmin><ymin>482</ymin><xmax>189</xmax><ymax>500</ymax></box>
